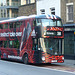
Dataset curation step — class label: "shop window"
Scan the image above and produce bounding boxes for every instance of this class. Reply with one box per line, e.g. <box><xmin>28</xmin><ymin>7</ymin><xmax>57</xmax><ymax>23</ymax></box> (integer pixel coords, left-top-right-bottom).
<box><xmin>64</xmin><ymin>32</ymin><xmax>74</xmax><ymax>55</ymax></box>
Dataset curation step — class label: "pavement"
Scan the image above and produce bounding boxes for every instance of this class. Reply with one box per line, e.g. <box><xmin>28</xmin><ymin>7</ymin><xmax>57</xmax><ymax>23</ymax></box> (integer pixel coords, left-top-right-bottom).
<box><xmin>54</xmin><ymin>59</ymin><xmax>75</xmax><ymax>68</ymax></box>
<box><xmin>45</xmin><ymin>59</ymin><xmax>75</xmax><ymax>73</ymax></box>
<box><xmin>64</xmin><ymin>59</ymin><xmax>75</xmax><ymax>66</ymax></box>
<box><xmin>35</xmin><ymin>59</ymin><xmax>75</xmax><ymax>73</ymax></box>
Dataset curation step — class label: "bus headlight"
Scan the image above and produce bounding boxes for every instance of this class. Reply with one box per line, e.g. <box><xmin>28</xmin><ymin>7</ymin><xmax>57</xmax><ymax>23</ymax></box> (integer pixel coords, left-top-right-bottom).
<box><xmin>55</xmin><ymin>52</ymin><xmax>57</xmax><ymax>55</ymax></box>
<box><xmin>42</xmin><ymin>57</ymin><xmax>45</xmax><ymax>61</ymax></box>
<box><xmin>38</xmin><ymin>48</ymin><xmax>41</xmax><ymax>50</ymax></box>
<box><xmin>62</xmin><ymin>57</ymin><xmax>64</xmax><ymax>60</ymax></box>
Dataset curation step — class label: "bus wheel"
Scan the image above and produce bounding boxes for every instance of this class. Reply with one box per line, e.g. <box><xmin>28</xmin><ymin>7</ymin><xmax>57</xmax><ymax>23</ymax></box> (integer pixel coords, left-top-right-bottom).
<box><xmin>23</xmin><ymin>54</ymin><xmax>28</xmax><ymax>64</ymax></box>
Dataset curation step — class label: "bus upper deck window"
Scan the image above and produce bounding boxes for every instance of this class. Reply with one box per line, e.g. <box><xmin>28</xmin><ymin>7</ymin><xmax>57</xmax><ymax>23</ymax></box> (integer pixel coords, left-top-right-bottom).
<box><xmin>14</xmin><ymin>21</ymin><xmax>23</xmax><ymax>28</ymax></box>
<box><xmin>0</xmin><ymin>24</ymin><xmax>3</xmax><ymax>29</ymax></box>
<box><xmin>36</xmin><ymin>19</ymin><xmax>41</xmax><ymax>26</ymax></box>
<box><xmin>57</xmin><ymin>20</ymin><xmax>62</xmax><ymax>26</ymax></box>
<box><xmin>4</xmin><ymin>23</ymin><xmax>8</xmax><ymax>29</ymax></box>
<box><xmin>13</xmin><ymin>22</ymin><xmax>16</xmax><ymax>28</ymax></box>
<box><xmin>16</xmin><ymin>22</ymin><xmax>20</xmax><ymax>28</ymax></box>
<box><xmin>9</xmin><ymin>23</ymin><xmax>13</xmax><ymax>29</ymax></box>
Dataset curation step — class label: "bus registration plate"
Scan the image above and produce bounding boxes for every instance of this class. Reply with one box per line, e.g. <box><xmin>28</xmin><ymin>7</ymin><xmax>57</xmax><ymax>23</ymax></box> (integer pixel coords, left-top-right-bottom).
<box><xmin>51</xmin><ymin>60</ymin><xmax>57</xmax><ymax>62</ymax></box>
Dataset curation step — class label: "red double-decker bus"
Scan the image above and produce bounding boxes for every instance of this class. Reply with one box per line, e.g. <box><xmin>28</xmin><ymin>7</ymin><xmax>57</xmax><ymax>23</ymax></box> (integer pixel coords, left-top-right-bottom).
<box><xmin>0</xmin><ymin>14</ymin><xmax>64</xmax><ymax>64</ymax></box>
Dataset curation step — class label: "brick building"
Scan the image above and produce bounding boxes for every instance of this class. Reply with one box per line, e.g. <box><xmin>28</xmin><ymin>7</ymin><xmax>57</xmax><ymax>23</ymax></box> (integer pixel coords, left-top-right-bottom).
<box><xmin>18</xmin><ymin>0</ymin><xmax>36</xmax><ymax>16</ymax></box>
<box><xmin>61</xmin><ymin>0</ymin><xmax>75</xmax><ymax>60</ymax></box>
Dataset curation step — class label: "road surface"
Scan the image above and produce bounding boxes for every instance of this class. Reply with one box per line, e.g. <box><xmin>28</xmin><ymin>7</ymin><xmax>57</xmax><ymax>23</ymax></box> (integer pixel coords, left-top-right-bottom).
<box><xmin>0</xmin><ymin>60</ymin><xmax>75</xmax><ymax>75</ymax></box>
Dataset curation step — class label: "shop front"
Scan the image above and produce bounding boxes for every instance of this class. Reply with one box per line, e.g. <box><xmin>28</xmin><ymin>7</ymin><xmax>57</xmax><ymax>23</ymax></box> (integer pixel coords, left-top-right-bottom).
<box><xmin>64</xmin><ymin>25</ymin><xmax>75</xmax><ymax>60</ymax></box>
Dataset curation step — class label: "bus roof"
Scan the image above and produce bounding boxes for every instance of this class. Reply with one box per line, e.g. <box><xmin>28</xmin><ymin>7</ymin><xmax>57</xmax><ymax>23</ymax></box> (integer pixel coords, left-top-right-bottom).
<box><xmin>0</xmin><ymin>14</ymin><xmax>61</xmax><ymax>23</ymax></box>
<box><xmin>35</xmin><ymin>14</ymin><xmax>61</xmax><ymax>19</ymax></box>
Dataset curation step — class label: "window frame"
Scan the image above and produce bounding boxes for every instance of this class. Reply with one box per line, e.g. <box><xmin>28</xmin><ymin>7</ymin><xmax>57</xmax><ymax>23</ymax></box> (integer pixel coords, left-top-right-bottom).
<box><xmin>36</xmin><ymin>18</ymin><xmax>62</xmax><ymax>27</ymax></box>
<box><xmin>9</xmin><ymin>22</ymin><xmax>14</xmax><ymax>29</ymax></box>
<box><xmin>50</xmin><ymin>7</ymin><xmax>55</xmax><ymax>15</ymax></box>
<box><xmin>4</xmin><ymin>23</ymin><xmax>8</xmax><ymax>29</ymax></box>
<box><xmin>9</xmin><ymin>21</ymin><xmax>23</xmax><ymax>29</ymax></box>
<box><xmin>66</xmin><ymin>3</ymin><xmax>73</xmax><ymax>22</ymax></box>
<box><xmin>40</xmin><ymin>9</ymin><xmax>45</xmax><ymax>14</ymax></box>
<box><xmin>0</xmin><ymin>40</ymin><xmax>20</xmax><ymax>49</ymax></box>
<box><xmin>0</xmin><ymin>24</ymin><xmax>3</xmax><ymax>29</ymax></box>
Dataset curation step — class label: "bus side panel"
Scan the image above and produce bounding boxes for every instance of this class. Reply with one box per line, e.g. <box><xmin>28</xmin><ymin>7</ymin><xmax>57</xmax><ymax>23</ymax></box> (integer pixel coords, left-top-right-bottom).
<box><xmin>20</xmin><ymin>18</ymin><xmax>35</xmax><ymax>63</ymax></box>
<box><xmin>0</xmin><ymin>21</ymin><xmax>24</xmax><ymax>60</ymax></box>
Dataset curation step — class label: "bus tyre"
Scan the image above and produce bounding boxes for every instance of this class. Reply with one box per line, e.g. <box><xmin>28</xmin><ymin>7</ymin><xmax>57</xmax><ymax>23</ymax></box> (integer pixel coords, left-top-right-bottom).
<box><xmin>23</xmin><ymin>54</ymin><xmax>28</xmax><ymax>64</ymax></box>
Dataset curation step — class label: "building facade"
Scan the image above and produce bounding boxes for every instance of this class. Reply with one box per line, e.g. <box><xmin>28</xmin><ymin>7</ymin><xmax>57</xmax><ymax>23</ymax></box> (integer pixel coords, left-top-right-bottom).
<box><xmin>36</xmin><ymin>0</ymin><xmax>61</xmax><ymax>17</ymax></box>
<box><xmin>0</xmin><ymin>0</ymin><xmax>21</xmax><ymax>20</ymax></box>
<box><xmin>61</xmin><ymin>0</ymin><xmax>75</xmax><ymax>60</ymax></box>
<box><xmin>18</xmin><ymin>0</ymin><xmax>36</xmax><ymax>16</ymax></box>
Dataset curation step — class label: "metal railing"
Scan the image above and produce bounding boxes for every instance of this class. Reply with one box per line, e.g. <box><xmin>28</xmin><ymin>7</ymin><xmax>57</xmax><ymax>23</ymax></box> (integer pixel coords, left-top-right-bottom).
<box><xmin>7</xmin><ymin>2</ymin><xmax>21</xmax><ymax>6</ymax></box>
<box><xmin>11</xmin><ymin>14</ymin><xmax>18</xmax><ymax>18</ymax></box>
